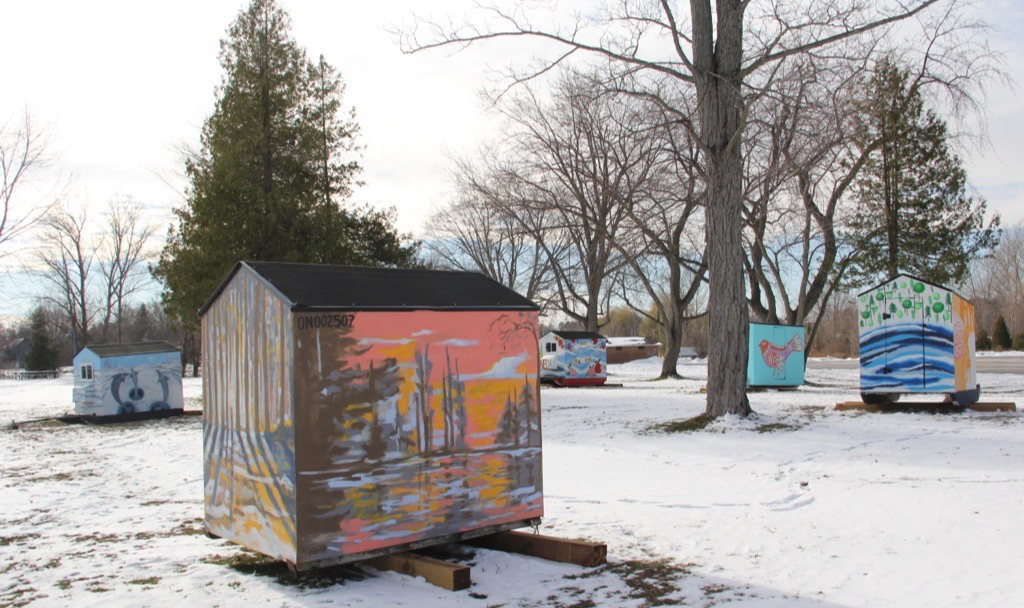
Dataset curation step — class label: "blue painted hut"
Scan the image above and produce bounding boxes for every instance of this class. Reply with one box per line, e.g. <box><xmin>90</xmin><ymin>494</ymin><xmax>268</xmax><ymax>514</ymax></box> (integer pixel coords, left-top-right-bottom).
<box><xmin>747</xmin><ymin>323</ymin><xmax>806</xmax><ymax>388</ymax></box>
<box><xmin>72</xmin><ymin>342</ymin><xmax>183</xmax><ymax>416</ymax></box>
<box><xmin>857</xmin><ymin>274</ymin><xmax>979</xmax><ymax>405</ymax></box>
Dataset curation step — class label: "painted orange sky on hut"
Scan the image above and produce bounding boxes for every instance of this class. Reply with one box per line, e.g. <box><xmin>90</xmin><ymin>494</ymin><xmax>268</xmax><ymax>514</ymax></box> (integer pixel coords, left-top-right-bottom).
<box><xmin>346</xmin><ymin>310</ymin><xmax>539</xmax><ymax>451</ymax></box>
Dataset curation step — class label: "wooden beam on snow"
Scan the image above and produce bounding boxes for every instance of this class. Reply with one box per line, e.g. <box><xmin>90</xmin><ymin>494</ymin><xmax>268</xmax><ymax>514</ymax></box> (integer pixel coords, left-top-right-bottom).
<box><xmin>364</xmin><ymin>552</ymin><xmax>471</xmax><ymax>591</ymax></box>
<box><xmin>835</xmin><ymin>401</ymin><xmax>1017</xmax><ymax>413</ymax></box>
<box><xmin>467</xmin><ymin>531</ymin><xmax>607</xmax><ymax>567</ymax></box>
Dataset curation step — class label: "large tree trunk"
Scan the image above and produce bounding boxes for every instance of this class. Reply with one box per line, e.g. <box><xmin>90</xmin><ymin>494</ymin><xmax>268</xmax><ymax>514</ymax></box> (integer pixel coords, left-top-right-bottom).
<box><xmin>660</xmin><ymin>311</ymin><xmax>683</xmax><ymax>379</ymax></box>
<box><xmin>704</xmin><ymin>148</ymin><xmax>751</xmax><ymax>416</ymax></box>
<box><xmin>692</xmin><ymin>0</ymin><xmax>751</xmax><ymax>417</ymax></box>
<box><xmin>585</xmin><ymin>287</ymin><xmax>601</xmax><ymax>332</ymax></box>
<box><xmin>659</xmin><ymin>258</ymin><xmax>684</xmax><ymax>379</ymax></box>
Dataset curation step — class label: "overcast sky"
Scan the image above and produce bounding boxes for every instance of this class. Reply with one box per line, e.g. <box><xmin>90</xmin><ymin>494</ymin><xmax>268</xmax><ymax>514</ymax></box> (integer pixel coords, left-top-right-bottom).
<box><xmin>1</xmin><ymin>0</ymin><xmax>1022</xmax><ymax>321</ymax></box>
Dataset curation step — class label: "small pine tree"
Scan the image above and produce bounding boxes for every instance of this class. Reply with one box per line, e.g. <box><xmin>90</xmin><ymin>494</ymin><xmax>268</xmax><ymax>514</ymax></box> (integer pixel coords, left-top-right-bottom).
<box><xmin>993</xmin><ymin>316</ymin><xmax>1012</xmax><ymax>351</ymax></box>
<box><xmin>364</xmin><ymin>410</ymin><xmax>387</xmax><ymax>461</ymax></box>
<box><xmin>519</xmin><ymin>376</ymin><xmax>538</xmax><ymax>447</ymax></box>
<box><xmin>1013</xmin><ymin>332</ymin><xmax>1024</xmax><ymax>352</ymax></box>
<box><xmin>496</xmin><ymin>391</ymin><xmax>521</xmax><ymax>446</ymax></box>
<box><xmin>25</xmin><ymin>308</ymin><xmax>60</xmax><ymax>371</ymax></box>
<box><xmin>976</xmin><ymin>326</ymin><xmax>992</xmax><ymax>351</ymax></box>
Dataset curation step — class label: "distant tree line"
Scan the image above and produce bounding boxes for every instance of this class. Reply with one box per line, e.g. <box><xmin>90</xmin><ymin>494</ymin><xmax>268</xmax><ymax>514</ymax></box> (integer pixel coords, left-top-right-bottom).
<box><xmin>1</xmin><ymin>300</ymin><xmax>181</xmax><ymax>370</ymax></box>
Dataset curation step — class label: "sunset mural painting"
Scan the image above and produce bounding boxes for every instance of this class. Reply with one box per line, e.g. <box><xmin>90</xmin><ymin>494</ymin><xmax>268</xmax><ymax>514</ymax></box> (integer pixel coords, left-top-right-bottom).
<box><xmin>857</xmin><ymin>274</ymin><xmax>979</xmax><ymax>405</ymax></box>
<box><xmin>200</xmin><ymin>262</ymin><xmax>542</xmax><ymax>569</ymax></box>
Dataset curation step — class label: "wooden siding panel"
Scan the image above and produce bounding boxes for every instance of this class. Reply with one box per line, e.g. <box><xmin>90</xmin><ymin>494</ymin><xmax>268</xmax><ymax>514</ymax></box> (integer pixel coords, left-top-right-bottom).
<box><xmin>203</xmin><ymin>267</ymin><xmax>296</xmax><ymax>563</ymax></box>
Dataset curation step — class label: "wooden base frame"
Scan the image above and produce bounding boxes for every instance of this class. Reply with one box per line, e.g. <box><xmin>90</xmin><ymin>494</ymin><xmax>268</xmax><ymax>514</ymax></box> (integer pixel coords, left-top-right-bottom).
<box><xmin>365</xmin><ymin>553</ymin><xmax>471</xmax><ymax>591</ymax></box>
<box><xmin>206</xmin><ymin>520</ymin><xmax>606</xmax><ymax>592</ymax></box>
<box><xmin>56</xmin><ymin>409</ymin><xmax>199</xmax><ymax>425</ymax></box>
<box><xmin>835</xmin><ymin>401</ymin><xmax>1016</xmax><ymax>413</ymax></box>
<box><xmin>466</xmin><ymin>530</ymin><xmax>607</xmax><ymax>567</ymax></box>
<box><xmin>360</xmin><ymin>529</ymin><xmax>608</xmax><ymax>591</ymax></box>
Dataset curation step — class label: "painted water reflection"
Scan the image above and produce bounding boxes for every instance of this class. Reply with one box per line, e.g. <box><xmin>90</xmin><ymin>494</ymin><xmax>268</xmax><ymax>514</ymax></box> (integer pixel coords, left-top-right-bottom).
<box><xmin>299</xmin><ymin>447</ymin><xmax>542</xmax><ymax>561</ymax></box>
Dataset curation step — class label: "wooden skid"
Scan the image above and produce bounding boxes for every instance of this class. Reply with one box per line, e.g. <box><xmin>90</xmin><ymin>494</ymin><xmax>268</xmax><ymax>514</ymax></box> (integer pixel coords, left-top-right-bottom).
<box><xmin>55</xmin><ymin>409</ymin><xmax>199</xmax><ymax>425</ymax></box>
<box><xmin>748</xmin><ymin>386</ymin><xmax>800</xmax><ymax>392</ymax></box>
<box><xmin>466</xmin><ymin>531</ymin><xmax>607</xmax><ymax>567</ymax></box>
<box><xmin>349</xmin><ymin>527</ymin><xmax>606</xmax><ymax>591</ymax></box>
<box><xmin>546</xmin><ymin>381</ymin><xmax>622</xmax><ymax>388</ymax></box>
<box><xmin>365</xmin><ymin>552</ymin><xmax>470</xmax><ymax>591</ymax></box>
<box><xmin>835</xmin><ymin>401</ymin><xmax>1017</xmax><ymax>413</ymax></box>
<box><xmin>701</xmin><ymin>386</ymin><xmax>799</xmax><ymax>393</ymax></box>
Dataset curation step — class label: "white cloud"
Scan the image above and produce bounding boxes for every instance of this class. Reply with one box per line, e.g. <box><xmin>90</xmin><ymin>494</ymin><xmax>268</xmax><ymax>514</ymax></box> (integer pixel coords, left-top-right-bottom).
<box><xmin>437</xmin><ymin>339</ymin><xmax>479</xmax><ymax>347</ymax></box>
<box><xmin>358</xmin><ymin>338</ymin><xmax>412</xmax><ymax>346</ymax></box>
<box><xmin>461</xmin><ymin>351</ymin><xmax>530</xmax><ymax>380</ymax></box>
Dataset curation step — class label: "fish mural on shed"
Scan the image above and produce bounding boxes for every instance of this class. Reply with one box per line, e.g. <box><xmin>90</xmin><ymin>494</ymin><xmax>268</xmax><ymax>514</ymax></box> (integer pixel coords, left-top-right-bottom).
<box><xmin>857</xmin><ymin>274</ymin><xmax>979</xmax><ymax>405</ymax></box>
<box><xmin>200</xmin><ymin>261</ymin><xmax>543</xmax><ymax>569</ymax></box>
<box><xmin>72</xmin><ymin>342</ymin><xmax>183</xmax><ymax>416</ymax></box>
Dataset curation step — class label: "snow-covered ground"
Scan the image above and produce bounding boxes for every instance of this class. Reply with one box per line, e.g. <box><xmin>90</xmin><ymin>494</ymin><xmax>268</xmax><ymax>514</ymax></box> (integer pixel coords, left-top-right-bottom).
<box><xmin>2</xmin><ymin>359</ymin><xmax>1022</xmax><ymax>607</ymax></box>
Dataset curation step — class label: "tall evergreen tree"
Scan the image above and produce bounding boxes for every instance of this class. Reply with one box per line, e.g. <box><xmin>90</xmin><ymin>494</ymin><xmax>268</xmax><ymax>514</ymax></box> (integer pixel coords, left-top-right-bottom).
<box><xmin>155</xmin><ymin>0</ymin><xmax>416</xmax><ymax>327</ymax></box>
<box><xmin>847</xmin><ymin>58</ymin><xmax>998</xmax><ymax>287</ymax></box>
<box><xmin>25</xmin><ymin>307</ymin><xmax>60</xmax><ymax>371</ymax></box>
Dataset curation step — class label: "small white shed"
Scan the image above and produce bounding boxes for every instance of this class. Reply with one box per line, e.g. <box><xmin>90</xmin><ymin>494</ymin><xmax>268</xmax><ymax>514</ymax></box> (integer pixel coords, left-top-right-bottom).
<box><xmin>72</xmin><ymin>342</ymin><xmax>183</xmax><ymax>416</ymax></box>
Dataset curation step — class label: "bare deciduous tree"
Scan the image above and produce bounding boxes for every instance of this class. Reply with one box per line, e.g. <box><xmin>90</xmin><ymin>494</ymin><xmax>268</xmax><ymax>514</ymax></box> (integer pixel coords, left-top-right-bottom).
<box><xmin>37</xmin><ymin>204</ymin><xmax>94</xmax><ymax>352</ymax></box>
<box><xmin>744</xmin><ymin>10</ymin><xmax>1003</xmax><ymax>352</ymax></box>
<box><xmin>97</xmin><ymin>197</ymin><xmax>155</xmax><ymax>343</ymax></box>
<box><xmin>425</xmin><ymin>159</ymin><xmax>555</xmax><ymax>305</ymax></box>
<box><xmin>609</xmin><ymin>90</ymin><xmax>708</xmax><ymax>378</ymax></box>
<box><xmin>495</xmin><ymin>71</ymin><xmax>652</xmax><ymax>331</ymax></box>
<box><xmin>401</xmin><ymin>0</ymin><xmax>960</xmax><ymax>418</ymax></box>
<box><xmin>743</xmin><ymin>55</ymin><xmax>872</xmax><ymax>351</ymax></box>
<box><xmin>0</xmin><ymin>111</ymin><xmax>63</xmax><ymax>263</ymax></box>
<box><xmin>966</xmin><ymin>221</ymin><xmax>1024</xmax><ymax>337</ymax></box>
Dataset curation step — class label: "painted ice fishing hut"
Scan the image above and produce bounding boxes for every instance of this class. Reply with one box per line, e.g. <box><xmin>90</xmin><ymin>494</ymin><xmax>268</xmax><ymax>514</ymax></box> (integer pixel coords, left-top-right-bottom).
<box><xmin>72</xmin><ymin>342</ymin><xmax>183</xmax><ymax>416</ymax></box>
<box><xmin>747</xmin><ymin>323</ymin><xmax>806</xmax><ymax>388</ymax></box>
<box><xmin>200</xmin><ymin>261</ymin><xmax>543</xmax><ymax>570</ymax></box>
<box><xmin>539</xmin><ymin>331</ymin><xmax>607</xmax><ymax>386</ymax></box>
<box><xmin>857</xmin><ymin>274</ymin><xmax>979</xmax><ymax>405</ymax></box>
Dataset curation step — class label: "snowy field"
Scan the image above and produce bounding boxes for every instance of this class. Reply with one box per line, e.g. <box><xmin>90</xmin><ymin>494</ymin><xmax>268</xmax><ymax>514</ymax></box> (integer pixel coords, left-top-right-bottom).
<box><xmin>2</xmin><ymin>359</ymin><xmax>1023</xmax><ymax>608</ymax></box>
